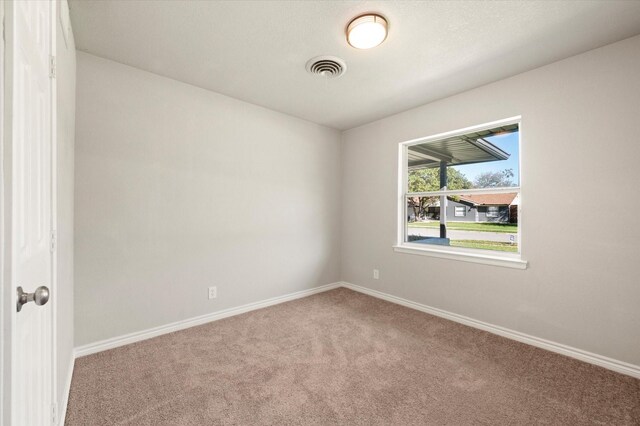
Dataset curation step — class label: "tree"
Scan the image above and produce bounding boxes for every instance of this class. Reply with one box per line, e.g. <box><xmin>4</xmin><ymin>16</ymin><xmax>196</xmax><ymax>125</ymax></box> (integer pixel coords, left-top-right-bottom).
<box><xmin>473</xmin><ymin>168</ymin><xmax>515</xmax><ymax>188</ymax></box>
<box><xmin>408</xmin><ymin>167</ymin><xmax>473</xmax><ymax>192</ymax></box>
<box><xmin>408</xmin><ymin>168</ymin><xmax>472</xmax><ymax>220</ymax></box>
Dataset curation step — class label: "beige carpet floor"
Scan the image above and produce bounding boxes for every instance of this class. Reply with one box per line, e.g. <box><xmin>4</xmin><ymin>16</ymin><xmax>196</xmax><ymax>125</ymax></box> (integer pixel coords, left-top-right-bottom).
<box><xmin>66</xmin><ymin>288</ymin><xmax>640</xmax><ymax>425</ymax></box>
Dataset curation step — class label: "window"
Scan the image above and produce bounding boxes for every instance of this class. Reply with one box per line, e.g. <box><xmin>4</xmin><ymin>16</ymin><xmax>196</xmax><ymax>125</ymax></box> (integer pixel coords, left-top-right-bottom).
<box><xmin>396</xmin><ymin>117</ymin><xmax>526</xmax><ymax>269</ymax></box>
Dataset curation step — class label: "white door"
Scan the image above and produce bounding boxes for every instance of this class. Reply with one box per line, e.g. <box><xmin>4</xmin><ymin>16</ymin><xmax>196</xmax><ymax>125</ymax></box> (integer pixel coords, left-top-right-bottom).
<box><xmin>11</xmin><ymin>1</ymin><xmax>54</xmax><ymax>425</ymax></box>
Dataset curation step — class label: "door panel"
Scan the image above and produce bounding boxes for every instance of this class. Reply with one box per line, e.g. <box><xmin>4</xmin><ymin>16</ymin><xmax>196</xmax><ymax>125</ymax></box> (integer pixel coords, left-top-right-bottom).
<box><xmin>12</xmin><ymin>1</ymin><xmax>53</xmax><ymax>425</ymax></box>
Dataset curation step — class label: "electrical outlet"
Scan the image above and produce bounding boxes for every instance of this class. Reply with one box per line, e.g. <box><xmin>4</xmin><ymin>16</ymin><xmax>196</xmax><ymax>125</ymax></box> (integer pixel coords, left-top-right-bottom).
<box><xmin>208</xmin><ymin>286</ymin><xmax>217</xmax><ymax>299</ymax></box>
<box><xmin>373</xmin><ymin>269</ymin><xmax>380</xmax><ymax>280</ymax></box>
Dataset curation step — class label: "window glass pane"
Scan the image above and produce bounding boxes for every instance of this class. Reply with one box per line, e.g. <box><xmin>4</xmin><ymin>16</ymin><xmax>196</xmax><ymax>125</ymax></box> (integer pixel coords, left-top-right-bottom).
<box><xmin>407</xmin><ymin>124</ymin><xmax>519</xmax><ymax>191</ymax></box>
<box><xmin>406</xmin><ymin>193</ymin><xmax>519</xmax><ymax>253</ymax></box>
<box><xmin>487</xmin><ymin>206</ymin><xmax>499</xmax><ymax>217</ymax></box>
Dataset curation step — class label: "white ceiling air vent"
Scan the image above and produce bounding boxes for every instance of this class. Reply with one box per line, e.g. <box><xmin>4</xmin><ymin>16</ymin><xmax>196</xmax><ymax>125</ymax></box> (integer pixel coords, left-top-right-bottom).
<box><xmin>305</xmin><ymin>56</ymin><xmax>347</xmax><ymax>78</ymax></box>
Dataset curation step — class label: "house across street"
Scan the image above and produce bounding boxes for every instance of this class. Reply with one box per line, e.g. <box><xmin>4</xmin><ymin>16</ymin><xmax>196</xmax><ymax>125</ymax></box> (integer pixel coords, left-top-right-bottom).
<box><xmin>409</xmin><ymin>192</ymin><xmax>519</xmax><ymax>224</ymax></box>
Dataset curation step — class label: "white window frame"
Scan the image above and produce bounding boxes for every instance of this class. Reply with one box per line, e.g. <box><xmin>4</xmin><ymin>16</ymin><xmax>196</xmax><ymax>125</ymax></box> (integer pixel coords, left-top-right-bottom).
<box><xmin>454</xmin><ymin>206</ymin><xmax>466</xmax><ymax>217</ymax></box>
<box><xmin>394</xmin><ymin>116</ymin><xmax>527</xmax><ymax>269</ymax></box>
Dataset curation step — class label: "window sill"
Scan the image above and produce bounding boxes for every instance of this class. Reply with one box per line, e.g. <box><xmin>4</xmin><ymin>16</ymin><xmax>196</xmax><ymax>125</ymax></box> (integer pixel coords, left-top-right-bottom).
<box><xmin>393</xmin><ymin>244</ymin><xmax>528</xmax><ymax>270</ymax></box>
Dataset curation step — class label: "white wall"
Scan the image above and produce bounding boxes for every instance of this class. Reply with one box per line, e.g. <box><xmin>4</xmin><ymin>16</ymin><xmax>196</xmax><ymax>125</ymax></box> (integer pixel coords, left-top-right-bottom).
<box><xmin>74</xmin><ymin>53</ymin><xmax>342</xmax><ymax>346</ymax></box>
<box><xmin>56</xmin><ymin>0</ymin><xmax>76</xmax><ymax>419</ymax></box>
<box><xmin>341</xmin><ymin>35</ymin><xmax>640</xmax><ymax>366</ymax></box>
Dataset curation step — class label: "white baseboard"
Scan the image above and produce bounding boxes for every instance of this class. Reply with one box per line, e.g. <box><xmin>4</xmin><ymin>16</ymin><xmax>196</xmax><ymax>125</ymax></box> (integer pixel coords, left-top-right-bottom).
<box><xmin>57</xmin><ymin>354</ymin><xmax>75</xmax><ymax>426</ymax></box>
<box><xmin>340</xmin><ymin>281</ymin><xmax>640</xmax><ymax>379</ymax></box>
<box><xmin>74</xmin><ymin>282</ymin><xmax>341</xmax><ymax>358</ymax></box>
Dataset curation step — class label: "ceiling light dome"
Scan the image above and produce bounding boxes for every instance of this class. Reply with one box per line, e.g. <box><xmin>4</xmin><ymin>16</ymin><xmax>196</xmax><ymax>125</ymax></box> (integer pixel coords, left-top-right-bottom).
<box><xmin>347</xmin><ymin>14</ymin><xmax>388</xmax><ymax>49</ymax></box>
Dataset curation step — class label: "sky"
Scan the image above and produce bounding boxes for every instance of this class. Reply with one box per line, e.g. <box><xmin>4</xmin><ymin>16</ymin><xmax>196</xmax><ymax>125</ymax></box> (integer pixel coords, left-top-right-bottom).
<box><xmin>451</xmin><ymin>132</ymin><xmax>520</xmax><ymax>185</ymax></box>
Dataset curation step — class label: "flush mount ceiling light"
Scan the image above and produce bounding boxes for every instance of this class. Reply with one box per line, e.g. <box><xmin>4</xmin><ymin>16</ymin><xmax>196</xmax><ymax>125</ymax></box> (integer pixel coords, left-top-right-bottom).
<box><xmin>346</xmin><ymin>14</ymin><xmax>388</xmax><ymax>49</ymax></box>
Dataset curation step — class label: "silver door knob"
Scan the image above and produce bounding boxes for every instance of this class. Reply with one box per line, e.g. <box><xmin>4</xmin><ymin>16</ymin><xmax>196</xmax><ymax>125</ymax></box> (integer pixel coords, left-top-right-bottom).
<box><xmin>16</xmin><ymin>286</ymin><xmax>50</xmax><ymax>312</ymax></box>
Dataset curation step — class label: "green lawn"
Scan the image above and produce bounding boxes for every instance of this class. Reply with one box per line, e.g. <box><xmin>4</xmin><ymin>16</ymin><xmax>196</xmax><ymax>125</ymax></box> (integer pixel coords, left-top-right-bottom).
<box><xmin>408</xmin><ymin>221</ymin><xmax>517</xmax><ymax>233</ymax></box>
<box><xmin>450</xmin><ymin>240</ymin><xmax>518</xmax><ymax>252</ymax></box>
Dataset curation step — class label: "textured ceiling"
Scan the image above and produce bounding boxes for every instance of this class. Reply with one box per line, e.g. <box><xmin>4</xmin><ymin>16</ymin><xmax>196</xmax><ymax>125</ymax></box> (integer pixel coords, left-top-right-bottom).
<box><xmin>69</xmin><ymin>1</ymin><xmax>640</xmax><ymax>130</ymax></box>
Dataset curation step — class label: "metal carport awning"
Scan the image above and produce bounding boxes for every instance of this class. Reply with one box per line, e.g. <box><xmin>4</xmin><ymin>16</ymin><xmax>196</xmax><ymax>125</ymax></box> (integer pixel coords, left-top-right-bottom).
<box><xmin>407</xmin><ymin>124</ymin><xmax>517</xmax><ymax>170</ymax></box>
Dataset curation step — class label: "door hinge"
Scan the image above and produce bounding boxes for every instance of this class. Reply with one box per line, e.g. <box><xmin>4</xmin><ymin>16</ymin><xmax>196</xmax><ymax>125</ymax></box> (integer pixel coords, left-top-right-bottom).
<box><xmin>50</xmin><ymin>230</ymin><xmax>57</xmax><ymax>253</ymax></box>
<box><xmin>49</xmin><ymin>55</ymin><xmax>56</xmax><ymax>79</ymax></box>
<box><xmin>52</xmin><ymin>402</ymin><xmax>58</xmax><ymax>424</ymax></box>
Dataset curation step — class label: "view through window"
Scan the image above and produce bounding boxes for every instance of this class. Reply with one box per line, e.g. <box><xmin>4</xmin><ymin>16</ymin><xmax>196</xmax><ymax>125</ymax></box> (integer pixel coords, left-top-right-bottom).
<box><xmin>403</xmin><ymin>121</ymin><xmax>520</xmax><ymax>254</ymax></box>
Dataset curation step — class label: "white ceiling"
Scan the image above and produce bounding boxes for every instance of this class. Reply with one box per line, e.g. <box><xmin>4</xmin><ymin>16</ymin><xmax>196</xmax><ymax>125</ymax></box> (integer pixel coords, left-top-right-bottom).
<box><xmin>69</xmin><ymin>1</ymin><xmax>640</xmax><ymax>130</ymax></box>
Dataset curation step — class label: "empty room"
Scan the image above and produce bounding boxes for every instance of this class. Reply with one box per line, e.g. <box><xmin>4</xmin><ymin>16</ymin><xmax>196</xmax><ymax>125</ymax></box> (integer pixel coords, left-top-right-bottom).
<box><xmin>2</xmin><ymin>0</ymin><xmax>640</xmax><ymax>424</ymax></box>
